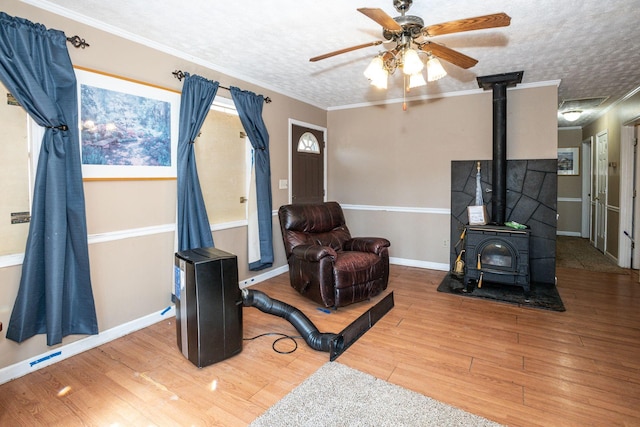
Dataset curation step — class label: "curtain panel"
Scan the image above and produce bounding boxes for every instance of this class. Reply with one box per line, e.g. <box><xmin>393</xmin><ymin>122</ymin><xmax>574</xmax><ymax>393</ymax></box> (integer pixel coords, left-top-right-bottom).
<box><xmin>230</xmin><ymin>87</ymin><xmax>274</xmax><ymax>270</ymax></box>
<box><xmin>176</xmin><ymin>73</ymin><xmax>219</xmax><ymax>251</ymax></box>
<box><xmin>0</xmin><ymin>13</ymin><xmax>98</xmax><ymax>345</ymax></box>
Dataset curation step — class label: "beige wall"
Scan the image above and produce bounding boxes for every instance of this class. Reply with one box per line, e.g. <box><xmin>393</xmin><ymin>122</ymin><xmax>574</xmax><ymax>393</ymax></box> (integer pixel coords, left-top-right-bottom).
<box><xmin>327</xmin><ymin>84</ymin><xmax>558</xmax><ymax>265</ymax></box>
<box><xmin>582</xmin><ymin>89</ymin><xmax>640</xmax><ymax>259</ymax></box>
<box><xmin>557</xmin><ymin>128</ymin><xmax>583</xmax><ymax>235</ymax></box>
<box><xmin>0</xmin><ymin>2</ymin><xmax>324</xmax><ymax>370</ymax></box>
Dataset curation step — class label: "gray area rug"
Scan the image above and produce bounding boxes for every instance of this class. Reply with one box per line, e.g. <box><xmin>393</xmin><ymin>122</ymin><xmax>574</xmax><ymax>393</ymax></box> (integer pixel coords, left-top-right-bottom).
<box><xmin>250</xmin><ymin>362</ymin><xmax>503</xmax><ymax>427</ymax></box>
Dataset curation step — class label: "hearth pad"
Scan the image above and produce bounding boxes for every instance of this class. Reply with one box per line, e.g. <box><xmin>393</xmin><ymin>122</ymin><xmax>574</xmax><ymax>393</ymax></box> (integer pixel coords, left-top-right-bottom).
<box><xmin>437</xmin><ymin>274</ymin><xmax>565</xmax><ymax>312</ymax></box>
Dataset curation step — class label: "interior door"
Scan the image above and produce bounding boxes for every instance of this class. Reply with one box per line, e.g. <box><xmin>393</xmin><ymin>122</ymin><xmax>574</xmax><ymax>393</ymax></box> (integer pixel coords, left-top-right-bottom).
<box><xmin>291</xmin><ymin>123</ymin><xmax>325</xmax><ymax>205</ymax></box>
<box><xmin>595</xmin><ymin>131</ymin><xmax>608</xmax><ymax>253</ymax></box>
<box><xmin>581</xmin><ymin>137</ymin><xmax>592</xmax><ymax>238</ymax></box>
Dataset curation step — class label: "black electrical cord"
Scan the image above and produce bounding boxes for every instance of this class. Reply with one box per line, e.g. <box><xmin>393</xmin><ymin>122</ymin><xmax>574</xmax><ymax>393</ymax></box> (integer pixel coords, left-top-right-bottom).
<box><xmin>243</xmin><ymin>332</ymin><xmax>303</xmax><ymax>354</ymax></box>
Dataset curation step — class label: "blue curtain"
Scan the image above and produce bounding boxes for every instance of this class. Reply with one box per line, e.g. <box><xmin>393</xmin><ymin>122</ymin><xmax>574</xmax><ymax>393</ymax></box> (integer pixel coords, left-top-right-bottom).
<box><xmin>230</xmin><ymin>87</ymin><xmax>273</xmax><ymax>270</ymax></box>
<box><xmin>0</xmin><ymin>13</ymin><xmax>98</xmax><ymax>345</ymax></box>
<box><xmin>177</xmin><ymin>73</ymin><xmax>219</xmax><ymax>251</ymax></box>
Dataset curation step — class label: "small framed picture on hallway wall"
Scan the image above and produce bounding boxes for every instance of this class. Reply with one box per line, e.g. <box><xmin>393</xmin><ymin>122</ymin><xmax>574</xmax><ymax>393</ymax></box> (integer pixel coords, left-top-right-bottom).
<box><xmin>557</xmin><ymin>147</ymin><xmax>579</xmax><ymax>175</ymax></box>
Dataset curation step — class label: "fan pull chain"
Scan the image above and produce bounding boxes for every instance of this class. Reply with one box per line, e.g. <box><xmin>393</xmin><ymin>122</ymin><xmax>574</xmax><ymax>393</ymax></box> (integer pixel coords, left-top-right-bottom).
<box><xmin>403</xmin><ymin>74</ymin><xmax>407</xmax><ymax>111</ymax></box>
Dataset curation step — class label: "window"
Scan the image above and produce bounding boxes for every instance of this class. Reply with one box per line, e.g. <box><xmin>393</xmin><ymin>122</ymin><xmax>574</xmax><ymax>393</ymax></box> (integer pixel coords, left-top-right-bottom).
<box><xmin>194</xmin><ymin>97</ymin><xmax>250</xmax><ymax>227</ymax></box>
<box><xmin>0</xmin><ymin>82</ymin><xmax>32</xmax><ymax>257</ymax></box>
<box><xmin>297</xmin><ymin>131</ymin><xmax>320</xmax><ymax>154</ymax></box>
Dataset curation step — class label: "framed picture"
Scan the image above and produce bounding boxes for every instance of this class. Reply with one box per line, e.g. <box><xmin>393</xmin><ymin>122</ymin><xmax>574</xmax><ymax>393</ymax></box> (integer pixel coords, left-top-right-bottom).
<box><xmin>557</xmin><ymin>147</ymin><xmax>580</xmax><ymax>175</ymax></box>
<box><xmin>76</xmin><ymin>68</ymin><xmax>180</xmax><ymax>179</ymax></box>
<box><xmin>467</xmin><ymin>205</ymin><xmax>488</xmax><ymax>225</ymax></box>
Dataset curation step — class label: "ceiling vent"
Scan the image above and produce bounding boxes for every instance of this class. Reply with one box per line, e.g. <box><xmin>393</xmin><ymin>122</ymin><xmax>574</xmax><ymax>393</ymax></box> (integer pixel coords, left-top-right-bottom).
<box><xmin>559</xmin><ymin>97</ymin><xmax>608</xmax><ymax>111</ymax></box>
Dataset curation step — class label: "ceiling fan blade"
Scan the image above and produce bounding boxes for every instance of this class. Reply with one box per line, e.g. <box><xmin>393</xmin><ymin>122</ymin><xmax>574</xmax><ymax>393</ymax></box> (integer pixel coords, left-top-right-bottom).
<box><xmin>310</xmin><ymin>41</ymin><xmax>383</xmax><ymax>62</ymax></box>
<box><xmin>357</xmin><ymin>8</ymin><xmax>403</xmax><ymax>31</ymax></box>
<box><xmin>423</xmin><ymin>13</ymin><xmax>511</xmax><ymax>37</ymax></box>
<box><xmin>419</xmin><ymin>42</ymin><xmax>478</xmax><ymax>69</ymax></box>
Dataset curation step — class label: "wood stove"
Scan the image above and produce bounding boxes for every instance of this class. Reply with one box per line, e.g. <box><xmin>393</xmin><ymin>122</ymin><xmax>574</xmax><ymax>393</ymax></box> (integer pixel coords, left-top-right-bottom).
<box><xmin>463</xmin><ymin>225</ymin><xmax>530</xmax><ymax>295</ymax></box>
<box><xmin>462</xmin><ymin>71</ymin><xmax>533</xmax><ymax>296</ymax></box>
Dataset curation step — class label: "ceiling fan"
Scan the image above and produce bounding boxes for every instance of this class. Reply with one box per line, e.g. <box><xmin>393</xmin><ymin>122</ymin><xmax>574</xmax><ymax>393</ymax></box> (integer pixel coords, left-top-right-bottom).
<box><xmin>310</xmin><ymin>0</ymin><xmax>511</xmax><ymax>88</ymax></box>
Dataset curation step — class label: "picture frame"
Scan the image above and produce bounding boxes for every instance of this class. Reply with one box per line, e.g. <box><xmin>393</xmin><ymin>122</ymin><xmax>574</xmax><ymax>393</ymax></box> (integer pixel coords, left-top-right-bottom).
<box><xmin>467</xmin><ymin>205</ymin><xmax>488</xmax><ymax>225</ymax></box>
<box><xmin>557</xmin><ymin>147</ymin><xmax>580</xmax><ymax>176</ymax></box>
<box><xmin>76</xmin><ymin>68</ymin><xmax>180</xmax><ymax>179</ymax></box>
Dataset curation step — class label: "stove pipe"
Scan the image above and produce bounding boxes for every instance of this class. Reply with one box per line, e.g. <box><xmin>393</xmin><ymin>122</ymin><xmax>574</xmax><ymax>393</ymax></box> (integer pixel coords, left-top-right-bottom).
<box><xmin>477</xmin><ymin>71</ymin><xmax>524</xmax><ymax>225</ymax></box>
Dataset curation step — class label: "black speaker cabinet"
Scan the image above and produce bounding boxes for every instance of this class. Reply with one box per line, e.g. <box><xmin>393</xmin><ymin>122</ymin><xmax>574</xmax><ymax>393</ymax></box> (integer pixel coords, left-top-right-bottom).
<box><xmin>174</xmin><ymin>247</ymin><xmax>242</xmax><ymax>367</ymax></box>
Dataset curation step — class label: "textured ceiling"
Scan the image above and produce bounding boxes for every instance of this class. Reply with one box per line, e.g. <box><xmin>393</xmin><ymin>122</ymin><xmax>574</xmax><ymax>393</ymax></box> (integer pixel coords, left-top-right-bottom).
<box><xmin>24</xmin><ymin>0</ymin><xmax>640</xmax><ymax>128</ymax></box>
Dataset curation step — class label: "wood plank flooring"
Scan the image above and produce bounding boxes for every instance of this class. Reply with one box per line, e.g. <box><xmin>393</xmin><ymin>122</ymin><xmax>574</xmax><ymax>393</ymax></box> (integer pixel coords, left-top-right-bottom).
<box><xmin>1</xmin><ymin>265</ymin><xmax>639</xmax><ymax>426</ymax></box>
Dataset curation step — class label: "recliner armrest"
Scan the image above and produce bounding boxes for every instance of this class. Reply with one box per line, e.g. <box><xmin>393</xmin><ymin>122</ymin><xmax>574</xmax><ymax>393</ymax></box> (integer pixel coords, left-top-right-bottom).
<box><xmin>344</xmin><ymin>237</ymin><xmax>391</xmax><ymax>255</ymax></box>
<box><xmin>291</xmin><ymin>244</ymin><xmax>337</xmax><ymax>262</ymax></box>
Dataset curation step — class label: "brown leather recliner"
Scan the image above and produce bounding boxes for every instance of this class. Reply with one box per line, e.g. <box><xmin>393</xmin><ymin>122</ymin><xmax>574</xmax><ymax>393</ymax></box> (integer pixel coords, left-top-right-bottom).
<box><xmin>278</xmin><ymin>201</ymin><xmax>390</xmax><ymax>308</ymax></box>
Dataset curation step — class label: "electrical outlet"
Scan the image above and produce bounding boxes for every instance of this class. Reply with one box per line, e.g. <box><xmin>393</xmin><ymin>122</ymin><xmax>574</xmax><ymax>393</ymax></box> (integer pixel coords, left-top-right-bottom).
<box><xmin>443</xmin><ymin>239</ymin><xmax>449</xmax><ymax>248</ymax></box>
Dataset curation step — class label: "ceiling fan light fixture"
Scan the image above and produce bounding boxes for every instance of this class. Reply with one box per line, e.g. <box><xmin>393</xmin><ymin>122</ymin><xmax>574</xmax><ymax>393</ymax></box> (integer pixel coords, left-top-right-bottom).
<box><xmin>364</xmin><ymin>55</ymin><xmax>389</xmax><ymax>89</ymax></box>
<box><xmin>402</xmin><ymin>48</ymin><xmax>423</xmax><ymax>75</ymax></box>
<box><xmin>426</xmin><ymin>56</ymin><xmax>447</xmax><ymax>81</ymax></box>
<box><xmin>408</xmin><ymin>72</ymin><xmax>426</xmax><ymax>89</ymax></box>
<box><xmin>364</xmin><ymin>55</ymin><xmax>385</xmax><ymax>80</ymax></box>
<box><xmin>372</xmin><ymin>69</ymin><xmax>389</xmax><ymax>89</ymax></box>
<box><xmin>370</xmin><ymin>70</ymin><xmax>388</xmax><ymax>89</ymax></box>
<box><xmin>562</xmin><ymin>110</ymin><xmax>582</xmax><ymax>122</ymax></box>
<box><xmin>313</xmin><ymin>5</ymin><xmax>511</xmax><ymax>108</ymax></box>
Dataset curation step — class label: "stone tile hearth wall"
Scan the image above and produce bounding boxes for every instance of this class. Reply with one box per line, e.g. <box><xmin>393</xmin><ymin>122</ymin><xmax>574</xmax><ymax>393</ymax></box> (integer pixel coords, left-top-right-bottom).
<box><xmin>450</xmin><ymin>159</ymin><xmax>557</xmax><ymax>285</ymax></box>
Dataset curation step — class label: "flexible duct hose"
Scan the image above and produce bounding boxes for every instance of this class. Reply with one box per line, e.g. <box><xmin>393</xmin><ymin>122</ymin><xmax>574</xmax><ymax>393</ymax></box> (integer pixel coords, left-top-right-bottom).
<box><xmin>242</xmin><ymin>289</ymin><xmax>337</xmax><ymax>352</ymax></box>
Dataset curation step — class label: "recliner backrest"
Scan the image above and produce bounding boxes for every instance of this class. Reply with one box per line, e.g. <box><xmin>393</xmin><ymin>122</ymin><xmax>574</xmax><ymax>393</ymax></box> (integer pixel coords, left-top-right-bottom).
<box><xmin>278</xmin><ymin>202</ymin><xmax>352</xmax><ymax>258</ymax></box>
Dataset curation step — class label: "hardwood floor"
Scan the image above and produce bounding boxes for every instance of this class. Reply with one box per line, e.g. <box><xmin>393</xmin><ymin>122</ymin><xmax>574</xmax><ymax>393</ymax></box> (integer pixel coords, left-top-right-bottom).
<box><xmin>1</xmin><ymin>265</ymin><xmax>639</xmax><ymax>426</ymax></box>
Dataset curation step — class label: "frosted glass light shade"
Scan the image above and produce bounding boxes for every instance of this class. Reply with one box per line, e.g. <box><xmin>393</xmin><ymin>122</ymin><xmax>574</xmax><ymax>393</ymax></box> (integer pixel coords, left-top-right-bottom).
<box><xmin>562</xmin><ymin>110</ymin><xmax>582</xmax><ymax>122</ymax></box>
<box><xmin>402</xmin><ymin>48</ymin><xmax>424</xmax><ymax>75</ymax></box>
<box><xmin>370</xmin><ymin>69</ymin><xmax>388</xmax><ymax>89</ymax></box>
<box><xmin>408</xmin><ymin>72</ymin><xmax>426</xmax><ymax>88</ymax></box>
<box><xmin>364</xmin><ymin>56</ymin><xmax>384</xmax><ymax>80</ymax></box>
<box><xmin>364</xmin><ymin>56</ymin><xmax>388</xmax><ymax>89</ymax></box>
<box><xmin>426</xmin><ymin>57</ymin><xmax>447</xmax><ymax>81</ymax></box>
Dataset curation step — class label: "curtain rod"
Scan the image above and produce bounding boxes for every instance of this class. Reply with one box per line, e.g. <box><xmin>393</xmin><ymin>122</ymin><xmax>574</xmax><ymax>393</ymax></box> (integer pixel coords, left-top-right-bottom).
<box><xmin>66</xmin><ymin>35</ymin><xmax>90</xmax><ymax>49</ymax></box>
<box><xmin>172</xmin><ymin>70</ymin><xmax>271</xmax><ymax>103</ymax></box>
<box><xmin>64</xmin><ymin>42</ymin><xmax>271</xmax><ymax>103</ymax></box>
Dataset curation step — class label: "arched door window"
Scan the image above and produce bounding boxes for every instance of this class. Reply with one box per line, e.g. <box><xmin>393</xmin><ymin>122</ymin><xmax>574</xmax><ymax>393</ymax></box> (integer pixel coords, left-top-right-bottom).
<box><xmin>297</xmin><ymin>132</ymin><xmax>320</xmax><ymax>154</ymax></box>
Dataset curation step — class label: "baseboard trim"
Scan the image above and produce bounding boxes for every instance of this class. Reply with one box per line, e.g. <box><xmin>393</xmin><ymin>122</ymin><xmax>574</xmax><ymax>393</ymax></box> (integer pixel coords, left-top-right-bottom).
<box><xmin>605</xmin><ymin>250</ymin><xmax>619</xmax><ymax>265</ymax></box>
<box><xmin>557</xmin><ymin>231</ymin><xmax>582</xmax><ymax>237</ymax></box>
<box><xmin>0</xmin><ymin>305</ymin><xmax>176</xmax><ymax>386</ymax></box>
<box><xmin>390</xmin><ymin>257</ymin><xmax>449</xmax><ymax>271</ymax></box>
<box><xmin>239</xmin><ymin>265</ymin><xmax>288</xmax><ymax>288</ymax></box>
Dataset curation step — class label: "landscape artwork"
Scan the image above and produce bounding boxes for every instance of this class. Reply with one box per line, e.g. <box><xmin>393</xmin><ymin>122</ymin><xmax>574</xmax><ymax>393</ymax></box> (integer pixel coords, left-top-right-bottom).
<box><xmin>76</xmin><ymin>69</ymin><xmax>179</xmax><ymax>179</ymax></box>
<box><xmin>557</xmin><ymin>147</ymin><xmax>579</xmax><ymax>176</ymax></box>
